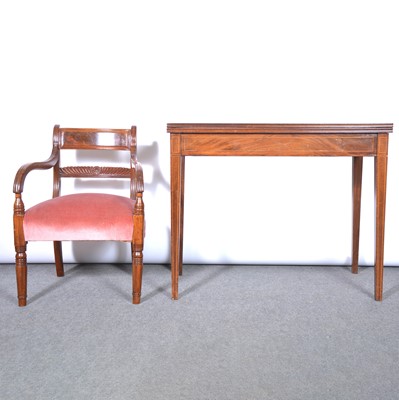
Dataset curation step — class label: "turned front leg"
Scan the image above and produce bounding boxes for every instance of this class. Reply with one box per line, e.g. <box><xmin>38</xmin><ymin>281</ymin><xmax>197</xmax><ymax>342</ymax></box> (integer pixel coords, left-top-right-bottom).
<box><xmin>132</xmin><ymin>250</ymin><xmax>143</xmax><ymax>304</ymax></box>
<box><xmin>14</xmin><ymin>194</ymin><xmax>28</xmax><ymax>306</ymax></box>
<box><xmin>132</xmin><ymin>192</ymin><xmax>144</xmax><ymax>304</ymax></box>
<box><xmin>15</xmin><ymin>249</ymin><xmax>27</xmax><ymax>306</ymax></box>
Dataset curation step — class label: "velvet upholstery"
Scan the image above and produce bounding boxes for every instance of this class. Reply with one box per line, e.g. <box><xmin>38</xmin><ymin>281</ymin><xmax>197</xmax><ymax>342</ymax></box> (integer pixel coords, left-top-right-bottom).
<box><xmin>24</xmin><ymin>193</ymin><xmax>135</xmax><ymax>241</ymax></box>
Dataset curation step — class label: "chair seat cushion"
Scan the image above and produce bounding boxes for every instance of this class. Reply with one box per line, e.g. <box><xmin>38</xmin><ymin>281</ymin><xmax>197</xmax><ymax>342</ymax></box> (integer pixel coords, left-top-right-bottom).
<box><xmin>24</xmin><ymin>193</ymin><xmax>135</xmax><ymax>241</ymax></box>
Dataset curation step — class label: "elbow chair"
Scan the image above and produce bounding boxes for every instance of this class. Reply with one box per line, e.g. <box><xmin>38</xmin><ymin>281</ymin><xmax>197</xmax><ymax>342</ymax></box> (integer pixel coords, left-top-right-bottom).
<box><xmin>13</xmin><ymin>125</ymin><xmax>145</xmax><ymax>306</ymax></box>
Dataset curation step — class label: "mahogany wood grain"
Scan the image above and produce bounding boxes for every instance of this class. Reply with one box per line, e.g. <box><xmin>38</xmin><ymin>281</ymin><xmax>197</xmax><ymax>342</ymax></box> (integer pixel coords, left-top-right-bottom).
<box><xmin>167</xmin><ymin>123</ymin><xmax>393</xmax><ymax>302</ymax></box>
<box><xmin>180</xmin><ymin>134</ymin><xmax>377</xmax><ymax>156</ymax></box>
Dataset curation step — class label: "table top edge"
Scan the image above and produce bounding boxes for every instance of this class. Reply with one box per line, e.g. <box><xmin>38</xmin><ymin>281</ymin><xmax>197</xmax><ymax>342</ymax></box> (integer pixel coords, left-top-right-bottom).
<box><xmin>167</xmin><ymin>123</ymin><xmax>393</xmax><ymax>134</ymax></box>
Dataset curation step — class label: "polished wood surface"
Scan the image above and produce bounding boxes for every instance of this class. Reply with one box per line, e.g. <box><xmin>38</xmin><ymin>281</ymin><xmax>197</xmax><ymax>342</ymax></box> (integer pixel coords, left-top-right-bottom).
<box><xmin>167</xmin><ymin>123</ymin><xmax>393</xmax><ymax>301</ymax></box>
<box><xmin>13</xmin><ymin>125</ymin><xmax>145</xmax><ymax>306</ymax></box>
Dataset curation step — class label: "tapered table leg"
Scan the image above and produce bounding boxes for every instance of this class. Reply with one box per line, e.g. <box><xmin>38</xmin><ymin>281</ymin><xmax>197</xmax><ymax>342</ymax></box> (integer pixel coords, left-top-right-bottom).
<box><xmin>171</xmin><ymin>151</ymin><xmax>184</xmax><ymax>300</ymax></box>
<box><xmin>352</xmin><ymin>157</ymin><xmax>363</xmax><ymax>274</ymax></box>
<box><xmin>374</xmin><ymin>134</ymin><xmax>389</xmax><ymax>301</ymax></box>
<box><xmin>179</xmin><ymin>156</ymin><xmax>185</xmax><ymax>276</ymax></box>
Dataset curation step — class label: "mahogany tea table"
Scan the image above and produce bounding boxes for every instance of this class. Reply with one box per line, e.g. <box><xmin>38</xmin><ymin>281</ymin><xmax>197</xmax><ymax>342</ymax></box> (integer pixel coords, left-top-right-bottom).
<box><xmin>167</xmin><ymin>123</ymin><xmax>393</xmax><ymax>301</ymax></box>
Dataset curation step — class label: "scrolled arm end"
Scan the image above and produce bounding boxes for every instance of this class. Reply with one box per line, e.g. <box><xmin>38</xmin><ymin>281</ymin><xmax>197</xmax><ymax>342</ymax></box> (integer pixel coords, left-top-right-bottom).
<box><xmin>131</xmin><ymin>161</ymin><xmax>144</xmax><ymax>199</ymax></box>
<box><xmin>13</xmin><ymin>152</ymin><xmax>59</xmax><ymax>194</ymax></box>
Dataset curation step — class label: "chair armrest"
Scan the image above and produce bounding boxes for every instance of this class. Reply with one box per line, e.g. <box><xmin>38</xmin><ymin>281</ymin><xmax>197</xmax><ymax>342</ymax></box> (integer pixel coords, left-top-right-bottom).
<box><xmin>13</xmin><ymin>151</ymin><xmax>59</xmax><ymax>194</ymax></box>
<box><xmin>131</xmin><ymin>161</ymin><xmax>144</xmax><ymax>198</ymax></box>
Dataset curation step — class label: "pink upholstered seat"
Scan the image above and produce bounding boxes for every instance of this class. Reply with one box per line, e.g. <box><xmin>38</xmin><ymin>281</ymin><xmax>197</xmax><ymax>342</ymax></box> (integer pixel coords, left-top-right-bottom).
<box><xmin>24</xmin><ymin>193</ymin><xmax>135</xmax><ymax>241</ymax></box>
<box><xmin>13</xmin><ymin>125</ymin><xmax>145</xmax><ymax>306</ymax></box>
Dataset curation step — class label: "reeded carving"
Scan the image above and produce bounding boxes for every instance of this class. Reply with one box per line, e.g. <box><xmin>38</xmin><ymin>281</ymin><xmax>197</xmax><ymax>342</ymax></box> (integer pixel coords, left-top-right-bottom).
<box><xmin>59</xmin><ymin>166</ymin><xmax>130</xmax><ymax>177</ymax></box>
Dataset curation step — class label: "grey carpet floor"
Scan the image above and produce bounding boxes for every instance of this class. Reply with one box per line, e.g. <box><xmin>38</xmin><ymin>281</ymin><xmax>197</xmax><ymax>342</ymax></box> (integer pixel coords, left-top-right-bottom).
<box><xmin>1</xmin><ymin>263</ymin><xmax>398</xmax><ymax>400</ymax></box>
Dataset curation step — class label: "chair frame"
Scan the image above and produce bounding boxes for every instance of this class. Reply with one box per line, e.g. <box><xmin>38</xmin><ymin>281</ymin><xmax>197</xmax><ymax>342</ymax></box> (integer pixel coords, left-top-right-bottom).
<box><xmin>13</xmin><ymin>125</ymin><xmax>145</xmax><ymax>306</ymax></box>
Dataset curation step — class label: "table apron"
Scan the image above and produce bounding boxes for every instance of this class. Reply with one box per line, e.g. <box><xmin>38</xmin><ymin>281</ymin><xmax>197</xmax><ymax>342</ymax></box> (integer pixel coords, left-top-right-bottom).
<box><xmin>175</xmin><ymin>133</ymin><xmax>378</xmax><ymax>156</ymax></box>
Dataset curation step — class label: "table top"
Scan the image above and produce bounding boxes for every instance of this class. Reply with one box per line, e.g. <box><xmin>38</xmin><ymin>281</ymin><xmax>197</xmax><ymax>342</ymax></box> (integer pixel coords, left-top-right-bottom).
<box><xmin>167</xmin><ymin>123</ymin><xmax>393</xmax><ymax>134</ymax></box>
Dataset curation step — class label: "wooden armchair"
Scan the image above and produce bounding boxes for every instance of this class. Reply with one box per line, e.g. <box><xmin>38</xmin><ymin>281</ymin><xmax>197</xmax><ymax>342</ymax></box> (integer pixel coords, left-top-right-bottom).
<box><xmin>13</xmin><ymin>125</ymin><xmax>145</xmax><ymax>306</ymax></box>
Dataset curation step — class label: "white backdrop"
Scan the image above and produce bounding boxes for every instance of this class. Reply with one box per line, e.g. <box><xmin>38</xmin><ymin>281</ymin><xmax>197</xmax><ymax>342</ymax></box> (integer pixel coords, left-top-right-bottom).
<box><xmin>1</xmin><ymin>0</ymin><xmax>398</xmax><ymax>266</ymax></box>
